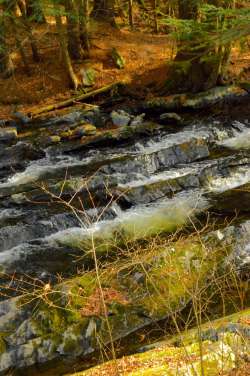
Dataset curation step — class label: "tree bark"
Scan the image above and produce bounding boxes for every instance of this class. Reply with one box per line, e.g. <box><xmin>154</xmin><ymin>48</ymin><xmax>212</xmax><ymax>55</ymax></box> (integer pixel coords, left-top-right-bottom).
<box><xmin>91</xmin><ymin>0</ymin><xmax>116</xmax><ymax>26</ymax></box>
<box><xmin>25</xmin><ymin>0</ymin><xmax>46</xmax><ymax>23</ymax></box>
<box><xmin>166</xmin><ymin>0</ymin><xmax>221</xmax><ymax>93</ymax></box>
<box><xmin>152</xmin><ymin>0</ymin><xmax>158</xmax><ymax>33</ymax></box>
<box><xmin>0</xmin><ymin>1</ymin><xmax>14</xmax><ymax>77</ymax></box>
<box><xmin>79</xmin><ymin>0</ymin><xmax>90</xmax><ymax>55</ymax></box>
<box><xmin>55</xmin><ymin>9</ymin><xmax>79</xmax><ymax>89</ymax></box>
<box><xmin>65</xmin><ymin>0</ymin><xmax>83</xmax><ymax>60</ymax></box>
<box><xmin>17</xmin><ymin>0</ymin><xmax>40</xmax><ymax>62</ymax></box>
<box><xmin>128</xmin><ymin>0</ymin><xmax>134</xmax><ymax>29</ymax></box>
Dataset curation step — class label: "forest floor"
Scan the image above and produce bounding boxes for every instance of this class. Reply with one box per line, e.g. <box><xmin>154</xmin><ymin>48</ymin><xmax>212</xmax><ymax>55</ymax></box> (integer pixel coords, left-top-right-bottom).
<box><xmin>0</xmin><ymin>21</ymin><xmax>249</xmax><ymax>119</ymax></box>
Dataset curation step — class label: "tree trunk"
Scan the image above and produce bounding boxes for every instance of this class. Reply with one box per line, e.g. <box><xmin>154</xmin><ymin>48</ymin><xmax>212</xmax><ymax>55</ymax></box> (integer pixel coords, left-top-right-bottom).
<box><xmin>166</xmin><ymin>0</ymin><xmax>221</xmax><ymax>93</ymax></box>
<box><xmin>152</xmin><ymin>0</ymin><xmax>158</xmax><ymax>33</ymax></box>
<box><xmin>55</xmin><ymin>9</ymin><xmax>79</xmax><ymax>89</ymax></box>
<box><xmin>128</xmin><ymin>0</ymin><xmax>134</xmax><ymax>29</ymax></box>
<box><xmin>79</xmin><ymin>0</ymin><xmax>90</xmax><ymax>55</ymax></box>
<box><xmin>65</xmin><ymin>0</ymin><xmax>83</xmax><ymax>60</ymax></box>
<box><xmin>0</xmin><ymin>1</ymin><xmax>14</xmax><ymax>77</ymax></box>
<box><xmin>18</xmin><ymin>0</ymin><xmax>40</xmax><ymax>62</ymax></box>
<box><xmin>25</xmin><ymin>0</ymin><xmax>46</xmax><ymax>23</ymax></box>
<box><xmin>91</xmin><ymin>0</ymin><xmax>116</xmax><ymax>26</ymax></box>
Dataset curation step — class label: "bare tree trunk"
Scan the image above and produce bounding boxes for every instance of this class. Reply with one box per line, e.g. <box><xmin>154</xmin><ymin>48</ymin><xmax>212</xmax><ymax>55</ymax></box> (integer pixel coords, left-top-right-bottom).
<box><xmin>91</xmin><ymin>0</ymin><xmax>116</xmax><ymax>26</ymax></box>
<box><xmin>0</xmin><ymin>1</ymin><xmax>15</xmax><ymax>77</ymax></box>
<box><xmin>25</xmin><ymin>0</ymin><xmax>46</xmax><ymax>23</ymax></box>
<box><xmin>79</xmin><ymin>0</ymin><xmax>90</xmax><ymax>55</ymax></box>
<box><xmin>65</xmin><ymin>0</ymin><xmax>83</xmax><ymax>60</ymax></box>
<box><xmin>128</xmin><ymin>0</ymin><xmax>134</xmax><ymax>29</ymax></box>
<box><xmin>165</xmin><ymin>0</ymin><xmax>221</xmax><ymax>93</ymax></box>
<box><xmin>17</xmin><ymin>0</ymin><xmax>40</xmax><ymax>62</ymax></box>
<box><xmin>152</xmin><ymin>0</ymin><xmax>158</xmax><ymax>33</ymax></box>
<box><xmin>55</xmin><ymin>9</ymin><xmax>79</xmax><ymax>89</ymax></box>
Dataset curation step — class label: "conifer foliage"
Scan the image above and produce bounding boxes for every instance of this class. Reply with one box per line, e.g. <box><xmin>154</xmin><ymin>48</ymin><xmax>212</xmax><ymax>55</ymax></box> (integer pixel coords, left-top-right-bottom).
<box><xmin>0</xmin><ymin>0</ymin><xmax>249</xmax><ymax>91</ymax></box>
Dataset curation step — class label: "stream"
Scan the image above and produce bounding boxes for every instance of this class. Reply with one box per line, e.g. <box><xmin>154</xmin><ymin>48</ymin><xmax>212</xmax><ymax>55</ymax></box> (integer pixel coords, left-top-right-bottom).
<box><xmin>0</xmin><ymin>95</ymin><xmax>249</xmax><ymax>374</ymax></box>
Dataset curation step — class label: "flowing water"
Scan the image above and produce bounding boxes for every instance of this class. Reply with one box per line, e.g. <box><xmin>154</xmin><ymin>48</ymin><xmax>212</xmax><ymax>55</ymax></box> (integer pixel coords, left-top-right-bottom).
<box><xmin>0</xmin><ymin>117</ymin><xmax>249</xmax><ymax>281</ymax></box>
<box><xmin>0</xmin><ymin>107</ymin><xmax>250</xmax><ymax>375</ymax></box>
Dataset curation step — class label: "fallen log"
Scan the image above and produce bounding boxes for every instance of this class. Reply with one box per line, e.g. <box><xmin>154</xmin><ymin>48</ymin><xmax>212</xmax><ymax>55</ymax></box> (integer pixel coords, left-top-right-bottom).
<box><xmin>143</xmin><ymin>85</ymin><xmax>250</xmax><ymax>112</ymax></box>
<box><xmin>27</xmin><ymin>82</ymin><xmax>121</xmax><ymax>118</ymax></box>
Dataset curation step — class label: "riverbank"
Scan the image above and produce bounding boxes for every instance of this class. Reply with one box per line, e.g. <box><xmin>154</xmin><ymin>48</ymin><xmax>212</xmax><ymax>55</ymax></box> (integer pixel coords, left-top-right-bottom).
<box><xmin>0</xmin><ymin>22</ymin><xmax>249</xmax><ymax>120</ymax></box>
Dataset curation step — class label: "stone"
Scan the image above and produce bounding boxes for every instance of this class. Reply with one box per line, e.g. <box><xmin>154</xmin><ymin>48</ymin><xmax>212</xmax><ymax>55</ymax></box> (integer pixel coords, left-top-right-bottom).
<box><xmin>217</xmin><ymin>128</ymin><xmax>250</xmax><ymax>150</ymax></box>
<box><xmin>0</xmin><ymin>127</ymin><xmax>17</xmax><ymax>144</ymax></box>
<box><xmin>130</xmin><ymin>113</ymin><xmax>146</xmax><ymax>126</ymax></box>
<box><xmin>80</xmin><ymin>123</ymin><xmax>97</xmax><ymax>136</ymax></box>
<box><xmin>11</xmin><ymin>111</ymin><xmax>30</xmax><ymax>124</ymax></box>
<box><xmin>111</xmin><ymin>48</ymin><xmax>125</xmax><ymax>69</ymax></box>
<box><xmin>160</xmin><ymin>112</ymin><xmax>183</xmax><ymax>124</ymax></box>
<box><xmin>145</xmin><ymin>85</ymin><xmax>248</xmax><ymax>112</ymax></box>
<box><xmin>60</xmin><ymin>129</ymin><xmax>73</xmax><ymax>140</ymax></box>
<box><xmin>73</xmin><ymin>125</ymin><xmax>86</xmax><ymax>138</ymax></box>
<box><xmin>80</xmin><ymin>68</ymin><xmax>96</xmax><ymax>87</ymax></box>
<box><xmin>46</xmin><ymin>135</ymin><xmax>61</xmax><ymax>144</ymax></box>
<box><xmin>73</xmin><ymin>123</ymin><xmax>97</xmax><ymax>138</ymax></box>
<box><xmin>111</xmin><ymin>110</ymin><xmax>131</xmax><ymax>127</ymax></box>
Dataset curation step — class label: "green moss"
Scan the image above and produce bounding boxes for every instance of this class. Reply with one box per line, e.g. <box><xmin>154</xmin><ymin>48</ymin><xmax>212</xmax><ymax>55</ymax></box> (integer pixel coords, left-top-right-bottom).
<box><xmin>71</xmin><ymin>330</ymin><xmax>248</xmax><ymax>376</ymax></box>
<box><xmin>14</xmin><ymin>227</ymin><xmax>244</xmax><ymax>374</ymax></box>
<box><xmin>62</xmin><ymin>337</ymin><xmax>79</xmax><ymax>354</ymax></box>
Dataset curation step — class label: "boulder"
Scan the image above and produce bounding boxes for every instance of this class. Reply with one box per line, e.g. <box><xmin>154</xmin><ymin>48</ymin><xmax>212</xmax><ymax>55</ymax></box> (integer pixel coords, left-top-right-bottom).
<box><xmin>111</xmin><ymin>110</ymin><xmax>131</xmax><ymax>127</ymax></box>
<box><xmin>80</xmin><ymin>123</ymin><xmax>97</xmax><ymax>136</ymax></box>
<box><xmin>111</xmin><ymin>48</ymin><xmax>125</xmax><ymax>69</ymax></box>
<box><xmin>0</xmin><ymin>225</ymin><xmax>247</xmax><ymax>375</ymax></box>
<box><xmin>46</xmin><ymin>135</ymin><xmax>61</xmax><ymax>145</ymax></box>
<box><xmin>130</xmin><ymin>113</ymin><xmax>145</xmax><ymax>126</ymax></box>
<box><xmin>80</xmin><ymin>68</ymin><xmax>96</xmax><ymax>87</ymax></box>
<box><xmin>159</xmin><ymin>112</ymin><xmax>183</xmax><ymax>125</ymax></box>
<box><xmin>11</xmin><ymin>111</ymin><xmax>30</xmax><ymax>125</ymax></box>
<box><xmin>145</xmin><ymin>85</ymin><xmax>249</xmax><ymax>112</ymax></box>
<box><xmin>73</xmin><ymin>309</ymin><xmax>250</xmax><ymax>376</ymax></box>
<box><xmin>0</xmin><ymin>127</ymin><xmax>17</xmax><ymax>144</ymax></box>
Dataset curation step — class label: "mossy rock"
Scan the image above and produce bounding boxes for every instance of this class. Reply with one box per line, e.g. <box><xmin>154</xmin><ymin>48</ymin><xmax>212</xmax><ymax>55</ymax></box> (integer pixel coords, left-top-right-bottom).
<box><xmin>145</xmin><ymin>85</ymin><xmax>248</xmax><ymax>112</ymax></box>
<box><xmin>69</xmin><ymin>309</ymin><xmax>250</xmax><ymax>376</ymax></box>
<box><xmin>81</xmin><ymin>68</ymin><xmax>96</xmax><ymax>87</ymax></box>
<box><xmin>0</xmin><ymin>227</ymin><xmax>247</xmax><ymax>374</ymax></box>
<box><xmin>111</xmin><ymin>48</ymin><xmax>125</xmax><ymax>69</ymax></box>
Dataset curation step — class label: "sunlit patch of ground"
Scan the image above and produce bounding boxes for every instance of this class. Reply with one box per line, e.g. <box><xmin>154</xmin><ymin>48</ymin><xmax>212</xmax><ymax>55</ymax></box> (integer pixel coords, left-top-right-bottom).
<box><xmin>0</xmin><ymin>17</ymin><xmax>249</xmax><ymax>119</ymax></box>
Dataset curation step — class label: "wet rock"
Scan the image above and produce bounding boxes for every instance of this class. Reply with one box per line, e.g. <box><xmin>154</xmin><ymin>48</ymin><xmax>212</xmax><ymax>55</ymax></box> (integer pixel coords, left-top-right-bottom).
<box><xmin>217</xmin><ymin>128</ymin><xmax>250</xmax><ymax>150</ymax></box>
<box><xmin>0</xmin><ymin>127</ymin><xmax>17</xmax><ymax>144</ymax></box>
<box><xmin>78</xmin><ymin>123</ymin><xmax>97</xmax><ymax>136</ymax></box>
<box><xmin>46</xmin><ymin>135</ymin><xmax>61</xmax><ymax>145</ymax></box>
<box><xmin>226</xmin><ymin>221</ymin><xmax>250</xmax><ymax>279</ymax></box>
<box><xmin>60</xmin><ymin>129</ymin><xmax>74</xmax><ymax>140</ymax></box>
<box><xmin>87</xmin><ymin>310</ymin><xmax>250</xmax><ymax>376</ymax></box>
<box><xmin>30</xmin><ymin>106</ymin><xmax>104</xmax><ymax>129</ymax></box>
<box><xmin>111</xmin><ymin>110</ymin><xmax>131</xmax><ymax>127</ymax></box>
<box><xmin>115</xmin><ymin>168</ymin><xmax>200</xmax><ymax>206</ymax></box>
<box><xmin>204</xmin><ymin>220</ymin><xmax>250</xmax><ymax>279</ymax></box>
<box><xmin>73</xmin><ymin>125</ymin><xmax>86</xmax><ymax>138</ymax></box>
<box><xmin>0</xmin><ymin>142</ymin><xmax>45</xmax><ymax>180</ymax></box>
<box><xmin>145</xmin><ymin>85</ymin><xmax>249</xmax><ymax>112</ymax></box>
<box><xmin>0</xmin><ymin>233</ymin><xmax>234</xmax><ymax>374</ymax></box>
<box><xmin>160</xmin><ymin>112</ymin><xmax>183</xmax><ymax>125</ymax></box>
<box><xmin>130</xmin><ymin>113</ymin><xmax>145</xmax><ymax>126</ymax></box>
<box><xmin>11</xmin><ymin>111</ymin><xmax>30</xmax><ymax>124</ymax></box>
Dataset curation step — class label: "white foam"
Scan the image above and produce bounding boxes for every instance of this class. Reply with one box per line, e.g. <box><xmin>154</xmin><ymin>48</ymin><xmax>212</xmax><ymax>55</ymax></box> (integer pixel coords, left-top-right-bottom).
<box><xmin>118</xmin><ymin>167</ymin><xmax>196</xmax><ymax>189</ymax></box>
<box><xmin>207</xmin><ymin>166</ymin><xmax>250</xmax><ymax>193</ymax></box>
<box><xmin>217</xmin><ymin>129</ymin><xmax>250</xmax><ymax>150</ymax></box>
<box><xmin>46</xmin><ymin>191</ymin><xmax>208</xmax><ymax>247</ymax></box>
